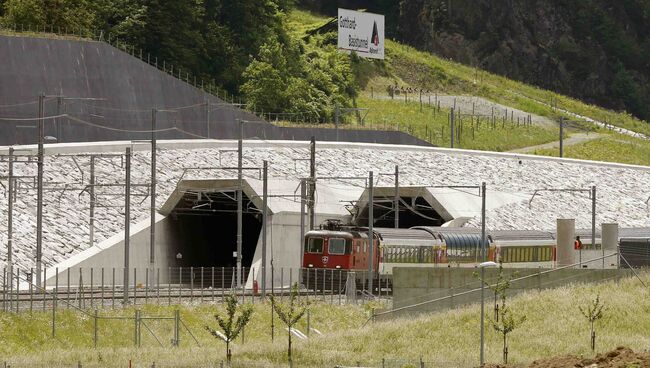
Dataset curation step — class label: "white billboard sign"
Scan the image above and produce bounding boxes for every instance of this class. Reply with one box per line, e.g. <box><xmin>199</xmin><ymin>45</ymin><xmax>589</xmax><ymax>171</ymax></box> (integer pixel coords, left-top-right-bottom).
<box><xmin>337</xmin><ymin>8</ymin><xmax>385</xmax><ymax>60</ymax></box>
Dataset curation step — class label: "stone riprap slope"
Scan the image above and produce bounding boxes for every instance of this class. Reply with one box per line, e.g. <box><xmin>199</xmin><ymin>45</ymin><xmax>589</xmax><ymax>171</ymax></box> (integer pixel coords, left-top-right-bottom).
<box><xmin>0</xmin><ymin>141</ymin><xmax>649</xmax><ymax>270</ymax></box>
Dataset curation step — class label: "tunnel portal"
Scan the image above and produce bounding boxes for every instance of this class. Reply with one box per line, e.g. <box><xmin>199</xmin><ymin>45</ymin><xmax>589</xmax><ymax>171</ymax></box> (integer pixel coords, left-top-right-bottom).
<box><xmin>168</xmin><ymin>189</ymin><xmax>262</xmax><ymax>270</ymax></box>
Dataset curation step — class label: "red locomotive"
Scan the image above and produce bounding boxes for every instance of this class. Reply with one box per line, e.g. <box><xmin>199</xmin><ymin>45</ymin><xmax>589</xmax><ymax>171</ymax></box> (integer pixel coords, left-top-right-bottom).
<box><xmin>302</xmin><ymin>224</ymin><xmax>380</xmax><ymax>272</ymax></box>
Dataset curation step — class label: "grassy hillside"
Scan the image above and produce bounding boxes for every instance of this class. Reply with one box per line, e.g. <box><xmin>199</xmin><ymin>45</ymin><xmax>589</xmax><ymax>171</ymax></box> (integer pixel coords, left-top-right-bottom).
<box><xmin>1</xmin><ymin>274</ymin><xmax>649</xmax><ymax>367</ymax></box>
<box><xmin>285</xmin><ymin>9</ymin><xmax>650</xmax><ymax>165</ymax></box>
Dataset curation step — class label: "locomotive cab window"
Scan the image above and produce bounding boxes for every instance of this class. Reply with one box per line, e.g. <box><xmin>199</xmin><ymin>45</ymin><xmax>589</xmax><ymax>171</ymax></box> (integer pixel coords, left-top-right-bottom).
<box><xmin>305</xmin><ymin>238</ymin><xmax>324</xmax><ymax>254</ymax></box>
<box><xmin>328</xmin><ymin>238</ymin><xmax>350</xmax><ymax>255</ymax></box>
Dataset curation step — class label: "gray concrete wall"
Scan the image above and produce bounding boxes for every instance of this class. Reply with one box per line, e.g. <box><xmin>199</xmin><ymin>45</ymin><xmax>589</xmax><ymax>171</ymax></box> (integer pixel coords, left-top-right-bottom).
<box><xmin>0</xmin><ymin>35</ymin><xmax>430</xmax><ymax>147</ymax></box>
<box><xmin>391</xmin><ymin>266</ymin><xmax>631</xmax><ymax>317</ymax></box>
<box><xmin>44</xmin><ymin>215</ymin><xmax>178</xmax><ymax>287</ymax></box>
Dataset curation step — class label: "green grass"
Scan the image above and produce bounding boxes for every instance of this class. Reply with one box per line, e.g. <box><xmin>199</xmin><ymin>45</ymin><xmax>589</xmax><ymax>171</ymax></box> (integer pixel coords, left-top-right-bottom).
<box><xmin>276</xmin><ymin>95</ymin><xmax>564</xmax><ymax>151</ymax></box>
<box><xmin>533</xmin><ymin>134</ymin><xmax>650</xmax><ymax>166</ymax></box>
<box><xmin>2</xmin><ymin>274</ymin><xmax>650</xmax><ymax>367</ymax></box>
<box><xmin>357</xmin><ymin>96</ymin><xmax>559</xmax><ymax>151</ymax></box>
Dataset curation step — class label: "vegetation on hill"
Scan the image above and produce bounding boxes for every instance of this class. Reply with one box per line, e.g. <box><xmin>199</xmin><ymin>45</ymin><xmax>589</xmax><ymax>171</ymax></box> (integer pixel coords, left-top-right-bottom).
<box><xmin>0</xmin><ymin>275</ymin><xmax>648</xmax><ymax>367</ymax></box>
<box><xmin>300</xmin><ymin>0</ymin><xmax>650</xmax><ymax>122</ymax></box>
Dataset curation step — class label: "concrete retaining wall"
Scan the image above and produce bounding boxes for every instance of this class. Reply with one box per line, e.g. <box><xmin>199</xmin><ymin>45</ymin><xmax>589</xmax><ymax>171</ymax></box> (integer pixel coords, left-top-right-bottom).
<box><xmin>391</xmin><ymin>266</ymin><xmax>631</xmax><ymax>317</ymax></box>
<box><xmin>0</xmin><ymin>35</ymin><xmax>429</xmax><ymax>147</ymax></box>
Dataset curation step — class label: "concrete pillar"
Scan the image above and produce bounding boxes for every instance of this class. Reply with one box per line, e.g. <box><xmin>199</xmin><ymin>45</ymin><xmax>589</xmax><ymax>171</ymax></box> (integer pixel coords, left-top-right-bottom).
<box><xmin>556</xmin><ymin>219</ymin><xmax>575</xmax><ymax>267</ymax></box>
<box><xmin>602</xmin><ymin>223</ymin><xmax>619</xmax><ymax>268</ymax></box>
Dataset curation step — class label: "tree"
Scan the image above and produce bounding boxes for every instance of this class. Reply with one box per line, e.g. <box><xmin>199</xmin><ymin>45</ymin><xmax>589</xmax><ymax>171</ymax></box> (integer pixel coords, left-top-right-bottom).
<box><xmin>475</xmin><ymin>261</ymin><xmax>516</xmax><ymax>321</ymax></box>
<box><xmin>205</xmin><ymin>295</ymin><xmax>253</xmax><ymax>365</ymax></box>
<box><xmin>270</xmin><ymin>283</ymin><xmax>308</xmax><ymax>367</ymax></box>
<box><xmin>492</xmin><ymin>305</ymin><xmax>526</xmax><ymax>364</ymax></box>
<box><xmin>1</xmin><ymin>0</ymin><xmax>45</xmax><ymax>28</ymax></box>
<box><xmin>579</xmin><ymin>294</ymin><xmax>605</xmax><ymax>352</ymax></box>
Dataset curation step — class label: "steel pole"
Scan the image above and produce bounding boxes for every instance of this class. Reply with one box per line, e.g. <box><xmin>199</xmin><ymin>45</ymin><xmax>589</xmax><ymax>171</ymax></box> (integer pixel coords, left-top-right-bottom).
<box><xmin>300</xmin><ymin>179</ymin><xmax>306</xmax><ymax>267</ymax></box>
<box><xmin>592</xmin><ymin>185</ymin><xmax>596</xmax><ymax>268</ymax></box>
<box><xmin>335</xmin><ymin>107</ymin><xmax>339</xmax><ymax>141</ymax></box>
<box><xmin>560</xmin><ymin>116</ymin><xmax>564</xmax><ymax>157</ymax></box>
<box><xmin>368</xmin><ymin>171</ymin><xmax>374</xmax><ymax>293</ymax></box>
<box><xmin>123</xmin><ymin>147</ymin><xmax>131</xmax><ymax>304</ymax></box>
<box><xmin>480</xmin><ymin>182</ymin><xmax>487</xmax><ymax>367</ymax></box>
<box><xmin>36</xmin><ymin>93</ymin><xmax>44</xmax><ymax>288</ymax></box>
<box><xmin>89</xmin><ymin>156</ymin><xmax>95</xmax><ymax>248</ymax></box>
<box><xmin>450</xmin><ymin>108</ymin><xmax>455</xmax><ymax>149</ymax></box>
<box><xmin>394</xmin><ymin>165</ymin><xmax>399</xmax><ymax>228</ymax></box>
<box><xmin>262</xmin><ymin>160</ymin><xmax>268</xmax><ymax>297</ymax></box>
<box><xmin>205</xmin><ymin>100</ymin><xmax>210</xmax><ymax>138</ymax></box>
<box><xmin>308</xmin><ymin>137</ymin><xmax>316</xmax><ymax>230</ymax></box>
<box><xmin>7</xmin><ymin>147</ymin><xmax>14</xmax><ymax>293</ymax></box>
<box><xmin>237</xmin><ymin>119</ymin><xmax>243</xmax><ymax>287</ymax></box>
<box><xmin>150</xmin><ymin>109</ymin><xmax>157</xmax><ymax>279</ymax></box>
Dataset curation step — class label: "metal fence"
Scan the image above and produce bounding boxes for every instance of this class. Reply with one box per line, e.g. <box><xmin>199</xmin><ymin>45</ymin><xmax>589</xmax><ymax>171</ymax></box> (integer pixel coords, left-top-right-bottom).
<box><xmin>0</xmin><ymin>266</ymin><xmax>392</xmax><ymax>313</ymax></box>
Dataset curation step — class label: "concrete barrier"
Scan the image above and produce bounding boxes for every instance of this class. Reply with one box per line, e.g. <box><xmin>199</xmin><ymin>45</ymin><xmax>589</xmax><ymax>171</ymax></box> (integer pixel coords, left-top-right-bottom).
<box><xmin>390</xmin><ymin>266</ymin><xmax>631</xmax><ymax>317</ymax></box>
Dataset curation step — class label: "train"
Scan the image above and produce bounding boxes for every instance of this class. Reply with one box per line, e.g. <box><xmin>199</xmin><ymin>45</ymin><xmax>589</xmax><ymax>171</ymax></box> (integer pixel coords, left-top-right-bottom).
<box><xmin>302</xmin><ymin>220</ymin><xmax>650</xmax><ymax>274</ymax></box>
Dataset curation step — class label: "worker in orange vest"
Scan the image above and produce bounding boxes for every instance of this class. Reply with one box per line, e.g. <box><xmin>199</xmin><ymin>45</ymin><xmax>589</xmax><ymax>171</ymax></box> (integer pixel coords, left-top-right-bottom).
<box><xmin>574</xmin><ymin>236</ymin><xmax>583</xmax><ymax>250</ymax></box>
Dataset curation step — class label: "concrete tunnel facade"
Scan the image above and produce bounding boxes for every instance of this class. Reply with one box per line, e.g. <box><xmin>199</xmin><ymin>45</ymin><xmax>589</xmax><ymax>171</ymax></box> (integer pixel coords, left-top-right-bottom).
<box><xmin>43</xmin><ymin>178</ymin><xmax>506</xmax><ymax>289</ymax></box>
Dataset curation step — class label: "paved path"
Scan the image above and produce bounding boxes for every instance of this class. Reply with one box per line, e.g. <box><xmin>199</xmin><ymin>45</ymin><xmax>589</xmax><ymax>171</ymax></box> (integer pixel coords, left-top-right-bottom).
<box><xmin>508</xmin><ymin>132</ymin><xmax>604</xmax><ymax>153</ymax></box>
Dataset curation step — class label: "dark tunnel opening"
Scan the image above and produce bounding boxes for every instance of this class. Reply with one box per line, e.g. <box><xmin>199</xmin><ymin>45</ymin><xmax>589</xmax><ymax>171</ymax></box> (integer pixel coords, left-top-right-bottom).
<box><xmin>167</xmin><ymin>191</ymin><xmax>262</xmax><ymax>283</ymax></box>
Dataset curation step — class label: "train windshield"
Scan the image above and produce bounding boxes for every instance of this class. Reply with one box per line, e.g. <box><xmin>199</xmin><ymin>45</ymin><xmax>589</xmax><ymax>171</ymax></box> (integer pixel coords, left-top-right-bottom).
<box><xmin>305</xmin><ymin>237</ymin><xmax>324</xmax><ymax>253</ymax></box>
<box><xmin>328</xmin><ymin>238</ymin><xmax>350</xmax><ymax>255</ymax></box>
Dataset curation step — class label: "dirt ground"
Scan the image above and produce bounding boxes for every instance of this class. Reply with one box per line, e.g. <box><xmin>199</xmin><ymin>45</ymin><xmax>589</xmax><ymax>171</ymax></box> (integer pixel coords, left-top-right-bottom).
<box><xmin>485</xmin><ymin>346</ymin><xmax>650</xmax><ymax>368</ymax></box>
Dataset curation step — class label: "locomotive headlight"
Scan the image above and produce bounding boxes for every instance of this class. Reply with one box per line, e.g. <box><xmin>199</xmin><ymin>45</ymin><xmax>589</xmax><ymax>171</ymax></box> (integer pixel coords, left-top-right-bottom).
<box><xmin>308</xmin><ymin>264</ymin><xmax>313</xmax><ymax>268</ymax></box>
<box><xmin>335</xmin><ymin>265</ymin><xmax>341</xmax><ymax>269</ymax></box>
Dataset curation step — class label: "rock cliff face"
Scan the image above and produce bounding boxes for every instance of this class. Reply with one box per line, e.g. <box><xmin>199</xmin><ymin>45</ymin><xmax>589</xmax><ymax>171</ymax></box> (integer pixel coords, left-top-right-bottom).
<box><xmin>300</xmin><ymin>0</ymin><xmax>650</xmax><ymax>120</ymax></box>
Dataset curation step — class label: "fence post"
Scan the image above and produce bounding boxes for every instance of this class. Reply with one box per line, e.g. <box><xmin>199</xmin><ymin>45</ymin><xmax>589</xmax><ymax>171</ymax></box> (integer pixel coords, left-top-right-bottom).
<box><xmin>42</xmin><ymin>267</ymin><xmax>47</xmax><ymax>312</ymax></box>
<box><xmin>94</xmin><ymin>309</ymin><xmax>98</xmax><ymax>348</ymax></box>
<box><xmin>52</xmin><ymin>268</ymin><xmax>58</xmax><ymax>337</ymax></box>
<box><xmin>157</xmin><ymin>268</ymin><xmax>160</xmax><ymax>302</ymax></box>
<box><xmin>145</xmin><ymin>268</ymin><xmax>149</xmax><ymax>304</ymax></box>
<box><xmin>134</xmin><ymin>309</ymin><xmax>140</xmax><ymax>347</ymax></box>
<box><xmin>211</xmin><ymin>267</ymin><xmax>215</xmax><ymax>302</ymax></box>
<box><xmin>90</xmin><ymin>267</ymin><xmax>94</xmax><ymax>309</ymax></box>
<box><xmin>173</xmin><ymin>309</ymin><xmax>180</xmax><ymax>347</ymax></box>
<box><xmin>2</xmin><ymin>268</ymin><xmax>5</xmax><ymax>312</ymax></box>
<box><xmin>29</xmin><ymin>268</ymin><xmax>33</xmax><ymax>312</ymax></box>
<box><xmin>190</xmin><ymin>266</ymin><xmax>194</xmax><ymax>302</ymax></box>
<box><xmin>78</xmin><ymin>268</ymin><xmax>83</xmax><ymax>310</ymax></box>
<box><xmin>101</xmin><ymin>268</ymin><xmax>104</xmax><ymax>309</ymax></box>
<box><xmin>200</xmin><ymin>267</ymin><xmax>204</xmax><ymax>303</ymax></box>
<box><xmin>111</xmin><ymin>268</ymin><xmax>115</xmax><ymax>309</ymax></box>
<box><xmin>16</xmin><ymin>268</ymin><xmax>20</xmax><ymax>313</ymax></box>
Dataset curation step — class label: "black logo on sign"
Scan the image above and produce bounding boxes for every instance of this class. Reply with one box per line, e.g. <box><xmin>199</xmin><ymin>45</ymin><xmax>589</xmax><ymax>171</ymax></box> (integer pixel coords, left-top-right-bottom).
<box><xmin>371</xmin><ymin>21</ymin><xmax>379</xmax><ymax>46</ymax></box>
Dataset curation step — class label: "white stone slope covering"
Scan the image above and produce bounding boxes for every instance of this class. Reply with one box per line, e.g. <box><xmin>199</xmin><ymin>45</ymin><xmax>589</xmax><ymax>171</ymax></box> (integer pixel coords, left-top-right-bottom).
<box><xmin>0</xmin><ymin>142</ymin><xmax>649</xmax><ymax>271</ymax></box>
